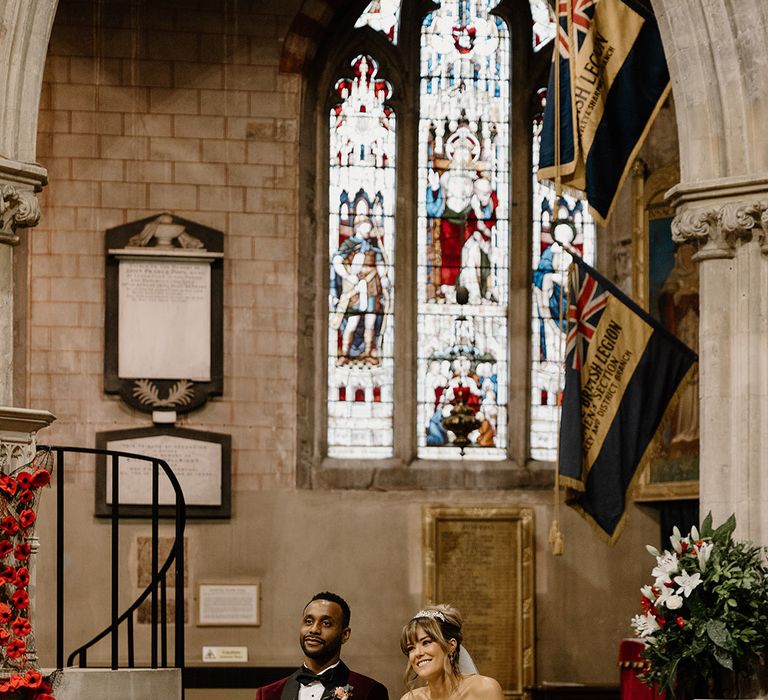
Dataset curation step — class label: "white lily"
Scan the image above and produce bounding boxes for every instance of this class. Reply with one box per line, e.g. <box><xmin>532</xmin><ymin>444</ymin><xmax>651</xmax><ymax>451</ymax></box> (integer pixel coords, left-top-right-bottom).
<box><xmin>656</xmin><ymin>585</ymin><xmax>683</xmax><ymax>610</ymax></box>
<box><xmin>697</xmin><ymin>541</ymin><xmax>714</xmax><ymax>572</ymax></box>
<box><xmin>690</xmin><ymin>525</ymin><xmax>700</xmax><ymax>541</ymax></box>
<box><xmin>670</xmin><ymin>526</ymin><xmax>683</xmax><ymax>553</ymax></box>
<box><xmin>673</xmin><ymin>570</ymin><xmax>702</xmax><ymax>597</ymax></box>
<box><xmin>631</xmin><ymin>612</ymin><xmax>660</xmax><ymax>638</ymax></box>
<box><xmin>646</xmin><ymin>544</ymin><xmax>660</xmax><ymax>557</ymax></box>
<box><xmin>640</xmin><ymin>585</ymin><xmax>656</xmax><ymax>601</ymax></box>
<box><xmin>652</xmin><ymin>551</ymin><xmax>679</xmax><ymax>580</ymax></box>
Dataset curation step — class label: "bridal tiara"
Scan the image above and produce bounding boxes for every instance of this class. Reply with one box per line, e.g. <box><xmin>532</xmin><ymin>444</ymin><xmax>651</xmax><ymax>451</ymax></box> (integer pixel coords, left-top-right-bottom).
<box><xmin>413</xmin><ymin>609</ymin><xmax>447</xmax><ymax>622</ymax></box>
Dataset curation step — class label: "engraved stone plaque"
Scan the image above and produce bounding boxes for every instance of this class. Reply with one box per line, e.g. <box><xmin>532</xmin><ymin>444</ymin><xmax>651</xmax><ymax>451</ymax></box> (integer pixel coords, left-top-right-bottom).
<box><xmin>424</xmin><ymin>507</ymin><xmax>535</xmax><ymax>699</ymax></box>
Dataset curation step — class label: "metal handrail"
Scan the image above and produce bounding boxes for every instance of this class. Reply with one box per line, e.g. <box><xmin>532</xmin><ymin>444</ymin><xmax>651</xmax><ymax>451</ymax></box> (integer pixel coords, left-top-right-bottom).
<box><xmin>38</xmin><ymin>445</ymin><xmax>186</xmax><ymax>671</ymax></box>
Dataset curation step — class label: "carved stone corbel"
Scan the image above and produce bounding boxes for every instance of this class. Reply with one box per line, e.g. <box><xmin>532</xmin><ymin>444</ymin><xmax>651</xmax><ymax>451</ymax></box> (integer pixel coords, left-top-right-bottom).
<box><xmin>719</xmin><ymin>199</ymin><xmax>766</xmax><ymax>248</ymax></box>
<box><xmin>0</xmin><ymin>184</ymin><xmax>41</xmax><ymax>246</ymax></box>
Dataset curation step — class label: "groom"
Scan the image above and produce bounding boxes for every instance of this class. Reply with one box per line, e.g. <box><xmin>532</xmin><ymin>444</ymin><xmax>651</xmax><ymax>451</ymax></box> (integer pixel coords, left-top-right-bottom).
<box><xmin>255</xmin><ymin>592</ymin><xmax>389</xmax><ymax>700</ymax></box>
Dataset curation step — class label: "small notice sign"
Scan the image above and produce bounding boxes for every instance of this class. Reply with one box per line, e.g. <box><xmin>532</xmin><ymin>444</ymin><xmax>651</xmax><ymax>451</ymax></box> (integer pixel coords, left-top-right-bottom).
<box><xmin>198</xmin><ymin>582</ymin><xmax>260</xmax><ymax>626</ymax></box>
<box><xmin>202</xmin><ymin>646</ymin><xmax>248</xmax><ymax>663</ymax></box>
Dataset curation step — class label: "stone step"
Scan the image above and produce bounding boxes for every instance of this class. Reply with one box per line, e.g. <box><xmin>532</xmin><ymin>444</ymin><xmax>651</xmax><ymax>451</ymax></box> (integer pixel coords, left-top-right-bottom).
<box><xmin>49</xmin><ymin>667</ymin><xmax>182</xmax><ymax>700</ymax></box>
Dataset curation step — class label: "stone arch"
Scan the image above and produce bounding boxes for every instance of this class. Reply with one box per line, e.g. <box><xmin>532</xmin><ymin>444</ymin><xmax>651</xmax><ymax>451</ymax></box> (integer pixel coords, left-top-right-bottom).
<box><xmin>652</xmin><ymin>0</ymin><xmax>768</xmax><ymax>183</ymax></box>
<box><xmin>0</xmin><ymin>0</ymin><xmax>59</xmax><ymax>163</ymax></box>
<box><xmin>279</xmin><ymin>0</ymin><xmax>350</xmax><ymax>74</ymax></box>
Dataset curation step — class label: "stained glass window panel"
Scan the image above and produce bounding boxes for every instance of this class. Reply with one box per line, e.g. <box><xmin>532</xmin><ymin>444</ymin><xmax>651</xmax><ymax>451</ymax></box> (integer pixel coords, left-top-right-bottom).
<box><xmin>417</xmin><ymin>0</ymin><xmax>510</xmax><ymax>460</ymax></box>
<box><xmin>328</xmin><ymin>55</ymin><xmax>396</xmax><ymax>458</ymax></box>
<box><xmin>530</xmin><ymin>96</ymin><xmax>596</xmax><ymax>462</ymax></box>
<box><xmin>355</xmin><ymin>0</ymin><xmax>402</xmax><ymax>43</ymax></box>
<box><xmin>529</xmin><ymin>0</ymin><xmax>555</xmax><ymax>51</ymax></box>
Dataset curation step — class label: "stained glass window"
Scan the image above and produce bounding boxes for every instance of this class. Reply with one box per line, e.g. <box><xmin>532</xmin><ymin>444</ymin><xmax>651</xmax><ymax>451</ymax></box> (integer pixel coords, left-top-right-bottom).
<box><xmin>529</xmin><ymin>0</ymin><xmax>555</xmax><ymax>51</ymax></box>
<box><xmin>416</xmin><ymin>0</ymin><xmax>510</xmax><ymax>459</ymax></box>
<box><xmin>530</xmin><ymin>90</ymin><xmax>596</xmax><ymax>462</ymax></box>
<box><xmin>355</xmin><ymin>0</ymin><xmax>402</xmax><ymax>43</ymax></box>
<box><xmin>327</xmin><ymin>55</ymin><xmax>396</xmax><ymax>458</ymax></box>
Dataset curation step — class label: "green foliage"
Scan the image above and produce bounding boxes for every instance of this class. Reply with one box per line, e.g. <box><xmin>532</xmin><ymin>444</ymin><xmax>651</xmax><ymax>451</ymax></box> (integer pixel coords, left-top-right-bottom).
<box><xmin>631</xmin><ymin>513</ymin><xmax>768</xmax><ymax>699</ymax></box>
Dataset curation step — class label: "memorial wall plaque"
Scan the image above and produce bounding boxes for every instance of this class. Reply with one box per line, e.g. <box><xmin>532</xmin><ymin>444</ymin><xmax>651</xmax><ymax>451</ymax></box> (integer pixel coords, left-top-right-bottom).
<box><xmin>104</xmin><ymin>212</ymin><xmax>224</xmax><ymax>414</ymax></box>
<box><xmin>96</xmin><ymin>426</ymin><xmax>231</xmax><ymax>518</ymax></box>
<box><xmin>423</xmin><ymin>507</ymin><xmax>535</xmax><ymax>700</ymax></box>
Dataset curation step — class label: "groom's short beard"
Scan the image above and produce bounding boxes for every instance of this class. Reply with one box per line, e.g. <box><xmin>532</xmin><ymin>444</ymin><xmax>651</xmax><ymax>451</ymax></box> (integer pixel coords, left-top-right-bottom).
<box><xmin>301</xmin><ymin>634</ymin><xmax>343</xmax><ymax>665</ymax></box>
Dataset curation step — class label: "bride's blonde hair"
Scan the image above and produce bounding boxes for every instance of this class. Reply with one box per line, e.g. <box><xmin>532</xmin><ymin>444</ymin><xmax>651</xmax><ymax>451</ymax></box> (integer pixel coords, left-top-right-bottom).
<box><xmin>400</xmin><ymin>604</ymin><xmax>464</xmax><ymax>692</ymax></box>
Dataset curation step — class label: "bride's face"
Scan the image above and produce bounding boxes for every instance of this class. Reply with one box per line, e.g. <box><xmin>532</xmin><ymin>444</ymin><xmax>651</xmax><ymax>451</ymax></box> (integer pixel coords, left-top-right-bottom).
<box><xmin>406</xmin><ymin>626</ymin><xmax>455</xmax><ymax>682</ymax></box>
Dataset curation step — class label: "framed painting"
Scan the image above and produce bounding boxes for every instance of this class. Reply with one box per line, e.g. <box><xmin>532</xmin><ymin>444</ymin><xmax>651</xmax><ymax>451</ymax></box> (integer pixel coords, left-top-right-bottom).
<box><xmin>631</xmin><ymin>158</ymin><xmax>699</xmax><ymax>502</ymax></box>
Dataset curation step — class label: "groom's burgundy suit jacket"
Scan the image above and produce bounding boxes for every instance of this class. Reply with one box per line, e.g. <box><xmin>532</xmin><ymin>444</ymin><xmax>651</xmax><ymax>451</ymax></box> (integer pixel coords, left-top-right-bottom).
<box><xmin>255</xmin><ymin>661</ymin><xmax>388</xmax><ymax>700</ymax></box>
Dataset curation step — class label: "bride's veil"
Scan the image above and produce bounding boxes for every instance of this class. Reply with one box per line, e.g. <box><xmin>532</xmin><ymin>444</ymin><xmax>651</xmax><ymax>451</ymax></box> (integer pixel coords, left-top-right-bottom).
<box><xmin>458</xmin><ymin>646</ymin><xmax>478</xmax><ymax>674</ymax></box>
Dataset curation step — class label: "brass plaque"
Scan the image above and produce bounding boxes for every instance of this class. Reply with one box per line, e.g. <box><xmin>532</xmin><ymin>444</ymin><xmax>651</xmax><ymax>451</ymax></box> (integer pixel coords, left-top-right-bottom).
<box><xmin>423</xmin><ymin>507</ymin><xmax>535</xmax><ymax>699</ymax></box>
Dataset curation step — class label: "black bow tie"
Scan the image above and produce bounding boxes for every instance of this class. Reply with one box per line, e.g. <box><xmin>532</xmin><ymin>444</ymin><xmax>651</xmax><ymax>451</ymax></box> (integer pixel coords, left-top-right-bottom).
<box><xmin>296</xmin><ymin>667</ymin><xmax>335</xmax><ymax>687</ymax></box>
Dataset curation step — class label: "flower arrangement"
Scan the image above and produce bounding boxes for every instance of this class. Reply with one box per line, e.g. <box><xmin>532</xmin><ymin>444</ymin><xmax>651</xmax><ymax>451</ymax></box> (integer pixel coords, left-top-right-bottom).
<box><xmin>0</xmin><ymin>452</ymin><xmax>56</xmax><ymax>700</ymax></box>
<box><xmin>330</xmin><ymin>685</ymin><xmax>353</xmax><ymax>700</ymax></box>
<box><xmin>631</xmin><ymin>513</ymin><xmax>768</xmax><ymax>699</ymax></box>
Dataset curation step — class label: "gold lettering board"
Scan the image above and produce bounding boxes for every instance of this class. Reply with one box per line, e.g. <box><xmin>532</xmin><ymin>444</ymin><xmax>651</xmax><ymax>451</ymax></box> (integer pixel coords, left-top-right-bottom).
<box><xmin>423</xmin><ymin>506</ymin><xmax>535</xmax><ymax>699</ymax></box>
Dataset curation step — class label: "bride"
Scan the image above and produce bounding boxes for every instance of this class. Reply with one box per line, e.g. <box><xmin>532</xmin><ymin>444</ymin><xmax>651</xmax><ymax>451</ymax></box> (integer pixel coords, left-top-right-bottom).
<box><xmin>399</xmin><ymin>604</ymin><xmax>503</xmax><ymax>700</ymax></box>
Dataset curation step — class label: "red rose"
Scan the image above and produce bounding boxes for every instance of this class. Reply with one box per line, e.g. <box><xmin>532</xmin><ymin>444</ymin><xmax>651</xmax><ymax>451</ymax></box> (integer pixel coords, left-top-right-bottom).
<box><xmin>16</xmin><ymin>567</ymin><xmax>29</xmax><ymax>587</ymax></box>
<box><xmin>18</xmin><ymin>509</ymin><xmax>36</xmax><ymax>529</ymax></box>
<box><xmin>11</xmin><ymin>589</ymin><xmax>29</xmax><ymax>609</ymax></box>
<box><xmin>0</xmin><ymin>515</ymin><xmax>19</xmax><ymax>535</ymax></box>
<box><xmin>0</xmin><ymin>565</ymin><xmax>16</xmax><ymax>584</ymax></box>
<box><xmin>6</xmin><ymin>637</ymin><xmax>26</xmax><ymax>659</ymax></box>
<box><xmin>31</xmin><ymin>469</ymin><xmax>51</xmax><ymax>488</ymax></box>
<box><xmin>14</xmin><ymin>542</ymin><xmax>31</xmax><ymax>561</ymax></box>
<box><xmin>25</xmin><ymin>670</ymin><xmax>42</xmax><ymax>688</ymax></box>
<box><xmin>11</xmin><ymin>617</ymin><xmax>31</xmax><ymax>637</ymax></box>
<box><xmin>0</xmin><ymin>539</ymin><xmax>13</xmax><ymax>558</ymax></box>
<box><xmin>15</xmin><ymin>472</ymin><xmax>32</xmax><ymax>490</ymax></box>
<box><xmin>0</xmin><ymin>602</ymin><xmax>11</xmax><ymax>623</ymax></box>
<box><xmin>0</xmin><ymin>475</ymin><xmax>16</xmax><ymax>497</ymax></box>
<box><xmin>17</xmin><ymin>489</ymin><xmax>34</xmax><ymax>504</ymax></box>
<box><xmin>676</xmin><ymin>616</ymin><xmax>685</xmax><ymax>628</ymax></box>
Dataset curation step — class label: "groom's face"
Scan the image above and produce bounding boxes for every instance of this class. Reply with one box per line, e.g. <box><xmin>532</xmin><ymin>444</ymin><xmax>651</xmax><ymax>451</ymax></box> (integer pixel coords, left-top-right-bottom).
<box><xmin>300</xmin><ymin>599</ymin><xmax>350</xmax><ymax>666</ymax></box>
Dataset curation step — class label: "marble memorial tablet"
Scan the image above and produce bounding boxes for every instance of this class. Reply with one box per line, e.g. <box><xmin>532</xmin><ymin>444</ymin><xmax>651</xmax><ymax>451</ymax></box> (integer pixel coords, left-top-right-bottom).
<box><xmin>118</xmin><ymin>258</ymin><xmax>211</xmax><ymax>381</ymax></box>
<box><xmin>198</xmin><ymin>583</ymin><xmax>260</xmax><ymax>626</ymax></box>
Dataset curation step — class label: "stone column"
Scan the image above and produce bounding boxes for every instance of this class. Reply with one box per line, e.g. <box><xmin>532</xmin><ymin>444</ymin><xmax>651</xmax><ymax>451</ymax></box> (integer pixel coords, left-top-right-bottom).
<box><xmin>669</xmin><ymin>177</ymin><xmax>768</xmax><ymax>544</ymax></box>
<box><xmin>0</xmin><ymin>407</ymin><xmax>56</xmax><ymax>668</ymax></box>
<box><xmin>0</xmin><ymin>159</ymin><xmax>48</xmax><ymax>405</ymax></box>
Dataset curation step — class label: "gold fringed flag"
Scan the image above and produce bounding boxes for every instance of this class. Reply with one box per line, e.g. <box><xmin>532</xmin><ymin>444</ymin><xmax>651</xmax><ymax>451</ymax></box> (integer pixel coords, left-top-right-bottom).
<box><xmin>538</xmin><ymin>0</ymin><xmax>670</xmax><ymax>224</ymax></box>
<box><xmin>559</xmin><ymin>256</ymin><xmax>697</xmax><ymax>543</ymax></box>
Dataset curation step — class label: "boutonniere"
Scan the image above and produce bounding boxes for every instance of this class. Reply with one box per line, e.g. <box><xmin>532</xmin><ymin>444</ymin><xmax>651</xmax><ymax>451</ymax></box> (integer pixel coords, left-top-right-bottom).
<box><xmin>332</xmin><ymin>685</ymin><xmax>353</xmax><ymax>700</ymax></box>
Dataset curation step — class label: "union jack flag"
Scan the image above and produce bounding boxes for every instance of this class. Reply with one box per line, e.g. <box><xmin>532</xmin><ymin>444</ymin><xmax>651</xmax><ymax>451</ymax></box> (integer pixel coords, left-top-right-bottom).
<box><xmin>565</xmin><ymin>258</ymin><xmax>608</xmax><ymax>370</ymax></box>
<box><xmin>554</xmin><ymin>0</ymin><xmax>598</xmax><ymax>57</ymax></box>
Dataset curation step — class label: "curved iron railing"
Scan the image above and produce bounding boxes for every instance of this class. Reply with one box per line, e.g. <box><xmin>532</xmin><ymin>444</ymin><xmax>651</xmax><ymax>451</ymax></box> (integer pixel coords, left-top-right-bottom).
<box><xmin>39</xmin><ymin>445</ymin><xmax>186</xmax><ymax>671</ymax></box>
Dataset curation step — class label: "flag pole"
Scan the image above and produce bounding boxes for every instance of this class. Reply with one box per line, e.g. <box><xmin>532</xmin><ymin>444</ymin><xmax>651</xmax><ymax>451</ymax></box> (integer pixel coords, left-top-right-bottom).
<box><xmin>547</xmin><ymin>0</ymin><xmax>570</xmax><ymax>557</ymax></box>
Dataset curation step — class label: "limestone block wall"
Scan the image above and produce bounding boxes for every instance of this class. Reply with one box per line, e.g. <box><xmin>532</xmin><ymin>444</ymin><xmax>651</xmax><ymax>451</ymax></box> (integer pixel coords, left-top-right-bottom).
<box><xmin>29</xmin><ymin>0</ymin><xmax>300</xmax><ymax>489</ymax></box>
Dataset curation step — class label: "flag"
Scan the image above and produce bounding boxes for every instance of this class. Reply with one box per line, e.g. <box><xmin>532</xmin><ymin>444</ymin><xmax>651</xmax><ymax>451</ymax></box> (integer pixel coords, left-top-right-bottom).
<box><xmin>538</xmin><ymin>0</ymin><xmax>670</xmax><ymax>224</ymax></box>
<box><xmin>558</xmin><ymin>256</ymin><xmax>697</xmax><ymax>543</ymax></box>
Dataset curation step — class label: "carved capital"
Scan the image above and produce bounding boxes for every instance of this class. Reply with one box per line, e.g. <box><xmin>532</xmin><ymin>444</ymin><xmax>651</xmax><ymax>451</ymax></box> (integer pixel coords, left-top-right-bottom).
<box><xmin>0</xmin><ymin>184</ymin><xmax>41</xmax><ymax>246</ymax></box>
<box><xmin>671</xmin><ymin>206</ymin><xmax>724</xmax><ymax>258</ymax></box>
<box><xmin>672</xmin><ymin>200</ymin><xmax>768</xmax><ymax>261</ymax></box>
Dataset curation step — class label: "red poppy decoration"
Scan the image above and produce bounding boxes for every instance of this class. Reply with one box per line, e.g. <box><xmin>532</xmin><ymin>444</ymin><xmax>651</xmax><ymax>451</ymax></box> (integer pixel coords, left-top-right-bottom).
<box><xmin>15</xmin><ymin>472</ymin><xmax>33</xmax><ymax>490</ymax></box>
<box><xmin>18</xmin><ymin>489</ymin><xmax>34</xmax><ymax>504</ymax></box>
<box><xmin>31</xmin><ymin>469</ymin><xmax>51</xmax><ymax>488</ymax></box>
<box><xmin>0</xmin><ymin>627</ymin><xmax>10</xmax><ymax>645</ymax></box>
<box><xmin>0</xmin><ymin>602</ymin><xmax>11</xmax><ymax>624</ymax></box>
<box><xmin>18</xmin><ymin>509</ymin><xmax>36</xmax><ymax>529</ymax></box>
<box><xmin>11</xmin><ymin>617</ymin><xmax>31</xmax><ymax>637</ymax></box>
<box><xmin>25</xmin><ymin>669</ymin><xmax>43</xmax><ymax>688</ymax></box>
<box><xmin>0</xmin><ymin>680</ymin><xmax>7</xmax><ymax>692</ymax></box>
<box><xmin>6</xmin><ymin>637</ymin><xmax>26</xmax><ymax>659</ymax></box>
<box><xmin>0</xmin><ymin>539</ymin><xmax>13</xmax><ymax>558</ymax></box>
<box><xmin>0</xmin><ymin>475</ymin><xmax>17</xmax><ymax>497</ymax></box>
<box><xmin>0</xmin><ymin>515</ymin><xmax>19</xmax><ymax>536</ymax></box>
<box><xmin>0</xmin><ymin>566</ymin><xmax>15</xmax><ymax>584</ymax></box>
<box><xmin>11</xmin><ymin>589</ymin><xmax>29</xmax><ymax>610</ymax></box>
<box><xmin>16</xmin><ymin>567</ymin><xmax>30</xmax><ymax>587</ymax></box>
<box><xmin>8</xmin><ymin>672</ymin><xmax>27</xmax><ymax>689</ymax></box>
<box><xmin>14</xmin><ymin>542</ymin><xmax>31</xmax><ymax>561</ymax></box>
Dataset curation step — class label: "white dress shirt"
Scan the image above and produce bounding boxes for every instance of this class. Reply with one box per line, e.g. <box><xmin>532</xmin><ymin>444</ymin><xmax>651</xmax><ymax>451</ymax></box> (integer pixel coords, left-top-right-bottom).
<box><xmin>297</xmin><ymin>661</ymin><xmax>341</xmax><ymax>700</ymax></box>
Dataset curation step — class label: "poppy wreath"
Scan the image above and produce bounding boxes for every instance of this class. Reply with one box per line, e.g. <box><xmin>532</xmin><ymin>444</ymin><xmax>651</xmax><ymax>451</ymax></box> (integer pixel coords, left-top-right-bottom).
<box><xmin>0</xmin><ymin>451</ymin><xmax>56</xmax><ymax>700</ymax></box>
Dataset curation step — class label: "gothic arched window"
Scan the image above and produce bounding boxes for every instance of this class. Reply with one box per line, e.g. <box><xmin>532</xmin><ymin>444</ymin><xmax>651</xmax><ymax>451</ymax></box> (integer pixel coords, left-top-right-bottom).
<box><xmin>299</xmin><ymin>0</ymin><xmax>594</xmax><ymax>483</ymax></box>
